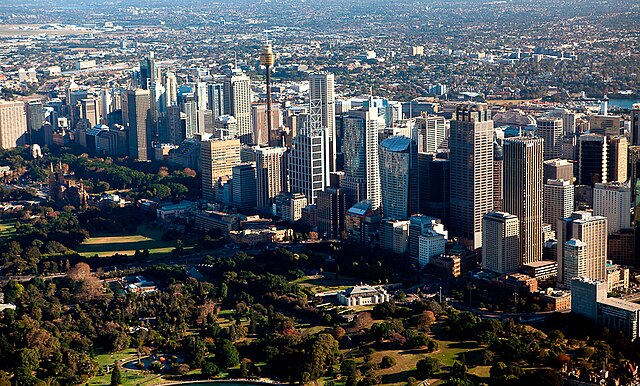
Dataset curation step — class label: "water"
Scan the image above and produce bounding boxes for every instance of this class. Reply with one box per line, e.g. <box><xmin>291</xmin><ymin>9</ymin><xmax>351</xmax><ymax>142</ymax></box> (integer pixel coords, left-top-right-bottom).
<box><xmin>608</xmin><ymin>98</ymin><xmax>640</xmax><ymax>110</ymax></box>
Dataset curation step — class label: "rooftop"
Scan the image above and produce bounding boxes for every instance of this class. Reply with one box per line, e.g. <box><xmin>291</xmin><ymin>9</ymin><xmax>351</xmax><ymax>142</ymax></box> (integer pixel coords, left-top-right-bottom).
<box><xmin>599</xmin><ymin>298</ymin><xmax>640</xmax><ymax>312</ymax></box>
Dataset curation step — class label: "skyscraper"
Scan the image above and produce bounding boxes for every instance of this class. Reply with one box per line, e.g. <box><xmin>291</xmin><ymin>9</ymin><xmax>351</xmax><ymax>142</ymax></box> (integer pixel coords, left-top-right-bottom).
<box><xmin>260</xmin><ymin>43</ymin><xmax>276</xmax><ymax>145</ymax></box>
<box><xmin>593</xmin><ymin>182</ymin><xmax>631</xmax><ymax>234</ymax></box>
<box><xmin>607</xmin><ymin>136</ymin><xmax>628</xmax><ymax>183</ymax></box>
<box><xmin>207</xmin><ymin>83</ymin><xmax>224</xmax><ymax>120</ymax></box>
<box><xmin>342</xmin><ymin>100</ymin><xmax>382</xmax><ymax>210</ymax></box>
<box><xmin>25</xmin><ymin>100</ymin><xmax>44</xmax><ymax>144</ymax></box>
<box><xmin>309</xmin><ymin>72</ymin><xmax>336</xmax><ymax>171</ymax></box>
<box><xmin>418</xmin><ymin>152</ymin><xmax>450</xmax><ymax>227</ymax></box>
<box><xmin>493</xmin><ymin>140</ymin><xmax>504</xmax><ymax>212</ymax></box>
<box><xmin>543</xmin><ymin>179</ymin><xmax>575</xmax><ymax>232</ymax></box>
<box><xmin>482</xmin><ymin>212</ymin><xmax>520</xmax><ymax>274</ymax></box>
<box><xmin>631</xmin><ymin>104</ymin><xmax>640</xmax><ymax>146</ymax></box>
<box><xmin>139</xmin><ymin>51</ymin><xmax>159</xmax><ymax>90</ymax></box>
<box><xmin>256</xmin><ymin>146</ymin><xmax>287</xmax><ymax>211</ymax></box>
<box><xmin>317</xmin><ymin>187</ymin><xmax>346</xmax><ymax>239</ymax></box>
<box><xmin>232</xmin><ymin>163</ymin><xmax>257</xmax><ymax>211</ymax></box>
<box><xmin>122</xmin><ymin>89</ymin><xmax>151</xmax><ymax>160</ymax></box>
<box><xmin>536</xmin><ymin>116</ymin><xmax>563</xmax><ymax>160</ymax></box>
<box><xmin>223</xmin><ymin>72</ymin><xmax>252</xmax><ymax>144</ymax></box>
<box><xmin>557</xmin><ymin>211</ymin><xmax>608</xmax><ymax>288</ymax></box>
<box><xmin>164</xmin><ymin>71</ymin><xmax>178</xmax><ymax>107</ymax></box>
<box><xmin>252</xmin><ymin>104</ymin><xmax>282</xmax><ymax>146</ymax></box>
<box><xmin>449</xmin><ymin>103</ymin><xmax>494</xmax><ymax>250</ymax></box>
<box><xmin>578</xmin><ymin>134</ymin><xmax>607</xmax><ymax>186</ymax></box>
<box><xmin>503</xmin><ymin>136</ymin><xmax>544</xmax><ymax>265</ymax></box>
<box><xmin>200</xmin><ymin>137</ymin><xmax>241</xmax><ymax>202</ymax></box>
<box><xmin>416</xmin><ymin>115</ymin><xmax>446</xmax><ymax>153</ymax></box>
<box><xmin>288</xmin><ymin>128</ymin><xmax>330</xmax><ymax>205</ymax></box>
<box><xmin>0</xmin><ymin>101</ymin><xmax>27</xmax><ymax>149</ymax></box>
<box><xmin>379</xmin><ymin>136</ymin><xmax>419</xmax><ymax>219</ymax></box>
<box><xmin>543</xmin><ymin>158</ymin><xmax>574</xmax><ymax>183</ymax></box>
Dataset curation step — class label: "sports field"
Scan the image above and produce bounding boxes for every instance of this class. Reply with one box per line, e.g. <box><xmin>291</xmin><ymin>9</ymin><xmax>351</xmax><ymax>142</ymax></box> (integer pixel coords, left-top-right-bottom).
<box><xmin>76</xmin><ymin>226</ymin><xmax>176</xmax><ymax>258</ymax></box>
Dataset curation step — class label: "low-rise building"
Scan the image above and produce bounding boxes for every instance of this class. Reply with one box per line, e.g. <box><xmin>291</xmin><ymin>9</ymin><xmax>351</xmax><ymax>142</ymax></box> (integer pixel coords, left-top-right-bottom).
<box><xmin>522</xmin><ymin>260</ymin><xmax>558</xmax><ymax>281</ymax></box>
<box><xmin>337</xmin><ymin>285</ymin><xmax>391</xmax><ymax>307</ymax></box>
<box><xmin>606</xmin><ymin>262</ymin><xmax>630</xmax><ymax>293</ymax></box>
<box><xmin>156</xmin><ymin>200</ymin><xmax>197</xmax><ymax>220</ymax></box>
<box><xmin>429</xmin><ymin>254</ymin><xmax>461</xmax><ymax>278</ymax></box>
<box><xmin>540</xmin><ymin>288</ymin><xmax>571</xmax><ymax>311</ymax></box>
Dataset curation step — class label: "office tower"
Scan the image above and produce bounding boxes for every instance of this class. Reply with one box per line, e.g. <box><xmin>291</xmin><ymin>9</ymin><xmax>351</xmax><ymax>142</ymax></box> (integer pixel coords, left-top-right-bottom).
<box><xmin>259</xmin><ymin>43</ymin><xmax>276</xmax><ymax>145</ymax></box>
<box><xmin>223</xmin><ymin>72</ymin><xmax>252</xmax><ymax>144</ymax></box>
<box><xmin>232</xmin><ymin>163</ymin><xmax>257</xmax><ymax>211</ymax></box>
<box><xmin>578</xmin><ymin>134</ymin><xmax>607</xmax><ymax>186</ymax></box>
<box><xmin>288</xmin><ymin>128</ymin><xmax>330</xmax><ymax>205</ymax></box>
<box><xmin>215</xmin><ymin>115</ymin><xmax>238</xmax><ymax>139</ymax></box>
<box><xmin>503</xmin><ymin>136</ymin><xmax>544</xmax><ymax>265</ymax></box>
<box><xmin>207</xmin><ymin>83</ymin><xmax>224</xmax><ymax>120</ymax></box>
<box><xmin>309</xmin><ymin>72</ymin><xmax>336</xmax><ymax>171</ymax></box>
<box><xmin>593</xmin><ymin>182</ymin><xmax>631</xmax><ymax>234</ymax></box>
<box><xmin>166</xmin><ymin>105</ymin><xmax>186</xmax><ymax>144</ymax></box>
<box><xmin>536</xmin><ymin>116</ymin><xmax>563</xmax><ymax>160</ymax></box>
<box><xmin>607</xmin><ymin>136</ymin><xmax>628</xmax><ymax>183</ymax></box>
<box><xmin>482</xmin><ymin>212</ymin><xmax>520</xmax><ymax>274</ymax></box>
<box><xmin>543</xmin><ymin>158</ymin><xmax>574</xmax><ymax>183</ymax></box>
<box><xmin>122</xmin><ymin>89</ymin><xmax>151</xmax><ymax>160</ymax></box>
<box><xmin>26</xmin><ymin>100</ymin><xmax>44</xmax><ymax>143</ymax></box>
<box><xmin>138</xmin><ymin>51</ymin><xmax>158</xmax><ymax>90</ymax></box>
<box><xmin>418</xmin><ymin>152</ymin><xmax>450</xmax><ymax>227</ymax></box>
<box><xmin>380</xmin><ymin>220</ymin><xmax>410</xmax><ymax>254</ymax></box>
<box><xmin>317</xmin><ymin>187</ymin><xmax>346</xmax><ymax>239</ymax></box>
<box><xmin>342</xmin><ymin>100</ymin><xmax>381</xmax><ymax>210</ymax></box>
<box><xmin>557</xmin><ymin>211</ymin><xmax>607</xmax><ymax>288</ymax></box>
<box><xmin>255</xmin><ymin>146</ymin><xmax>287</xmax><ymax>211</ymax></box>
<box><xmin>195</xmin><ymin>82</ymin><xmax>208</xmax><ymax>112</ymax></box>
<box><xmin>408</xmin><ymin>215</ymin><xmax>448</xmax><ymax>268</ymax></box>
<box><xmin>590</xmin><ymin>114</ymin><xmax>621</xmax><ymax>137</ymax></box>
<box><xmin>449</xmin><ymin>103</ymin><xmax>494</xmax><ymax>250</ymax></box>
<box><xmin>165</xmin><ymin>71</ymin><xmax>178</xmax><ymax>107</ymax></box>
<box><xmin>544</xmin><ymin>179</ymin><xmax>575</xmax><ymax>232</ymax></box>
<box><xmin>379</xmin><ymin>136</ymin><xmax>419</xmax><ymax>219</ymax></box>
<box><xmin>493</xmin><ymin>140</ymin><xmax>503</xmax><ymax>211</ymax></box>
<box><xmin>416</xmin><ymin>115</ymin><xmax>446</xmax><ymax>153</ymax></box>
<box><xmin>181</xmin><ymin>96</ymin><xmax>198</xmax><ymax>138</ymax></box>
<box><xmin>632</xmin><ymin>104</ymin><xmax>640</xmax><ymax>146</ymax></box>
<box><xmin>562</xmin><ymin>134</ymin><xmax>578</xmax><ymax>161</ymax></box>
<box><xmin>0</xmin><ymin>101</ymin><xmax>27</xmax><ymax>149</ymax></box>
<box><xmin>570</xmin><ymin>277</ymin><xmax>608</xmax><ymax>320</ymax></box>
<box><xmin>200</xmin><ymin>137</ymin><xmax>241</xmax><ymax>202</ymax></box>
<box><xmin>252</xmin><ymin>104</ymin><xmax>282</xmax><ymax>146</ymax></box>
<box><xmin>80</xmin><ymin>98</ymin><xmax>100</xmax><ymax>127</ymax></box>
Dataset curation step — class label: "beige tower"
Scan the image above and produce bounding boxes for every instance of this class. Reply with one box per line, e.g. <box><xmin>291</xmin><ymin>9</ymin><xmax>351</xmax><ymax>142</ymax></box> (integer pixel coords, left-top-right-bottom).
<box><xmin>0</xmin><ymin>100</ymin><xmax>27</xmax><ymax>149</ymax></box>
<box><xmin>482</xmin><ymin>212</ymin><xmax>520</xmax><ymax>274</ymax></box>
<box><xmin>449</xmin><ymin>103</ymin><xmax>494</xmax><ymax>250</ymax></box>
<box><xmin>607</xmin><ymin>136</ymin><xmax>628</xmax><ymax>183</ymax></box>
<box><xmin>543</xmin><ymin>179</ymin><xmax>574</xmax><ymax>232</ymax></box>
<box><xmin>200</xmin><ymin>137</ymin><xmax>241</xmax><ymax>202</ymax></box>
<box><xmin>503</xmin><ymin>136</ymin><xmax>544</xmax><ymax>266</ymax></box>
<box><xmin>256</xmin><ymin>146</ymin><xmax>287</xmax><ymax>211</ymax></box>
<box><xmin>536</xmin><ymin>116</ymin><xmax>563</xmax><ymax>160</ymax></box>
<box><xmin>557</xmin><ymin>211</ymin><xmax>608</xmax><ymax>288</ymax></box>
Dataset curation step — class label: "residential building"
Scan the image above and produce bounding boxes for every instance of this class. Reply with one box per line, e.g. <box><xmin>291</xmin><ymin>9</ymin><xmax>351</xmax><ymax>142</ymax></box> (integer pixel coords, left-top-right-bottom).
<box><xmin>200</xmin><ymin>137</ymin><xmax>241</xmax><ymax>202</ymax></box>
<box><xmin>482</xmin><ymin>212</ymin><xmax>520</xmax><ymax>274</ymax></box>
<box><xmin>544</xmin><ymin>179</ymin><xmax>574</xmax><ymax>232</ymax></box>
<box><xmin>593</xmin><ymin>182</ymin><xmax>631</xmax><ymax>234</ymax></box>
<box><xmin>0</xmin><ymin>100</ymin><xmax>27</xmax><ymax>149</ymax></box>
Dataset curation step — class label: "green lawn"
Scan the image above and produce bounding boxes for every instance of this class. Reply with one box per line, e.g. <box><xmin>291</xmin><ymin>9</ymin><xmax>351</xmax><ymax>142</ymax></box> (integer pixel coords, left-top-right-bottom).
<box><xmin>0</xmin><ymin>218</ymin><xmax>16</xmax><ymax>239</ymax></box>
<box><xmin>90</xmin><ymin>349</ymin><xmax>166</xmax><ymax>386</ymax></box>
<box><xmin>293</xmin><ymin>274</ymin><xmax>361</xmax><ymax>294</ymax></box>
<box><xmin>77</xmin><ymin>226</ymin><xmax>177</xmax><ymax>258</ymax></box>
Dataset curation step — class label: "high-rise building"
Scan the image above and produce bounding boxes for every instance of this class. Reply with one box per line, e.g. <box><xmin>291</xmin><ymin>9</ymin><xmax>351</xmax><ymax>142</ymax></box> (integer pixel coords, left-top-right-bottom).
<box><xmin>543</xmin><ymin>158</ymin><xmax>574</xmax><ymax>183</ymax></box>
<box><xmin>252</xmin><ymin>104</ymin><xmax>283</xmax><ymax>146</ymax></box>
<box><xmin>309</xmin><ymin>73</ymin><xmax>336</xmax><ymax>171</ymax></box>
<box><xmin>139</xmin><ymin>51</ymin><xmax>159</xmax><ymax>90</ymax></box>
<box><xmin>231</xmin><ymin>163</ymin><xmax>257</xmax><ymax>211</ymax></box>
<box><xmin>0</xmin><ymin>101</ymin><xmax>27</xmax><ymax>149</ymax></box>
<box><xmin>317</xmin><ymin>187</ymin><xmax>346</xmax><ymax>239</ymax></box>
<box><xmin>593</xmin><ymin>182</ymin><xmax>631</xmax><ymax>234</ymax></box>
<box><xmin>164</xmin><ymin>71</ymin><xmax>178</xmax><ymax>107</ymax></box>
<box><xmin>482</xmin><ymin>212</ymin><xmax>520</xmax><ymax>274</ymax></box>
<box><xmin>200</xmin><ymin>137</ymin><xmax>241</xmax><ymax>202</ymax></box>
<box><xmin>342</xmin><ymin>100</ymin><xmax>382</xmax><ymax>210</ymax></box>
<box><xmin>557</xmin><ymin>211</ymin><xmax>608</xmax><ymax>288</ymax></box>
<box><xmin>408</xmin><ymin>215</ymin><xmax>448</xmax><ymax>268</ymax></box>
<box><xmin>631</xmin><ymin>104</ymin><xmax>640</xmax><ymax>146</ymax></box>
<box><xmin>493</xmin><ymin>140</ymin><xmax>504</xmax><ymax>212</ymax></box>
<box><xmin>166</xmin><ymin>105</ymin><xmax>186</xmax><ymax>144</ymax></box>
<box><xmin>207</xmin><ymin>83</ymin><xmax>224</xmax><ymax>120</ymax></box>
<box><xmin>80</xmin><ymin>98</ymin><xmax>100</xmax><ymax>128</ymax></box>
<box><xmin>255</xmin><ymin>146</ymin><xmax>287</xmax><ymax>211</ymax></box>
<box><xmin>544</xmin><ymin>179</ymin><xmax>575</xmax><ymax>232</ymax></box>
<box><xmin>449</xmin><ymin>103</ymin><xmax>494</xmax><ymax>250</ymax></box>
<box><xmin>503</xmin><ymin>136</ymin><xmax>544</xmax><ymax>266</ymax></box>
<box><xmin>416</xmin><ymin>115</ymin><xmax>446</xmax><ymax>153</ymax></box>
<box><xmin>536</xmin><ymin>116</ymin><xmax>563</xmax><ymax>160</ymax></box>
<box><xmin>288</xmin><ymin>127</ymin><xmax>330</xmax><ymax>205</ymax></box>
<box><xmin>380</xmin><ymin>220</ymin><xmax>410</xmax><ymax>254</ymax></box>
<box><xmin>223</xmin><ymin>72</ymin><xmax>252</xmax><ymax>144</ymax></box>
<box><xmin>25</xmin><ymin>100</ymin><xmax>44</xmax><ymax>143</ymax></box>
<box><xmin>122</xmin><ymin>89</ymin><xmax>151</xmax><ymax>160</ymax></box>
<box><xmin>607</xmin><ymin>136</ymin><xmax>628</xmax><ymax>183</ymax></box>
<box><xmin>578</xmin><ymin>134</ymin><xmax>607</xmax><ymax>186</ymax></box>
<box><xmin>418</xmin><ymin>152</ymin><xmax>450</xmax><ymax>227</ymax></box>
<box><xmin>379</xmin><ymin>136</ymin><xmax>419</xmax><ymax>219</ymax></box>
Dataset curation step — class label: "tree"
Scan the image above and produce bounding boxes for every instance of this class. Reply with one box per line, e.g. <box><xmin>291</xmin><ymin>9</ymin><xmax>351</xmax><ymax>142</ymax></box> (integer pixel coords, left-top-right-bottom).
<box><xmin>380</xmin><ymin>356</ymin><xmax>396</xmax><ymax>369</ymax></box>
<box><xmin>110</xmin><ymin>362</ymin><xmax>122</xmax><ymax>386</ymax></box>
<box><xmin>202</xmin><ymin>361</ymin><xmax>220</xmax><ymax>378</ymax></box>
<box><xmin>216</xmin><ymin>339</ymin><xmax>240</xmax><ymax>369</ymax></box>
<box><xmin>416</xmin><ymin>357</ymin><xmax>440</xmax><ymax>379</ymax></box>
<box><xmin>0</xmin><ymin>371</ymin><xmax>10</xmax><ymax>386</ymax></box>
